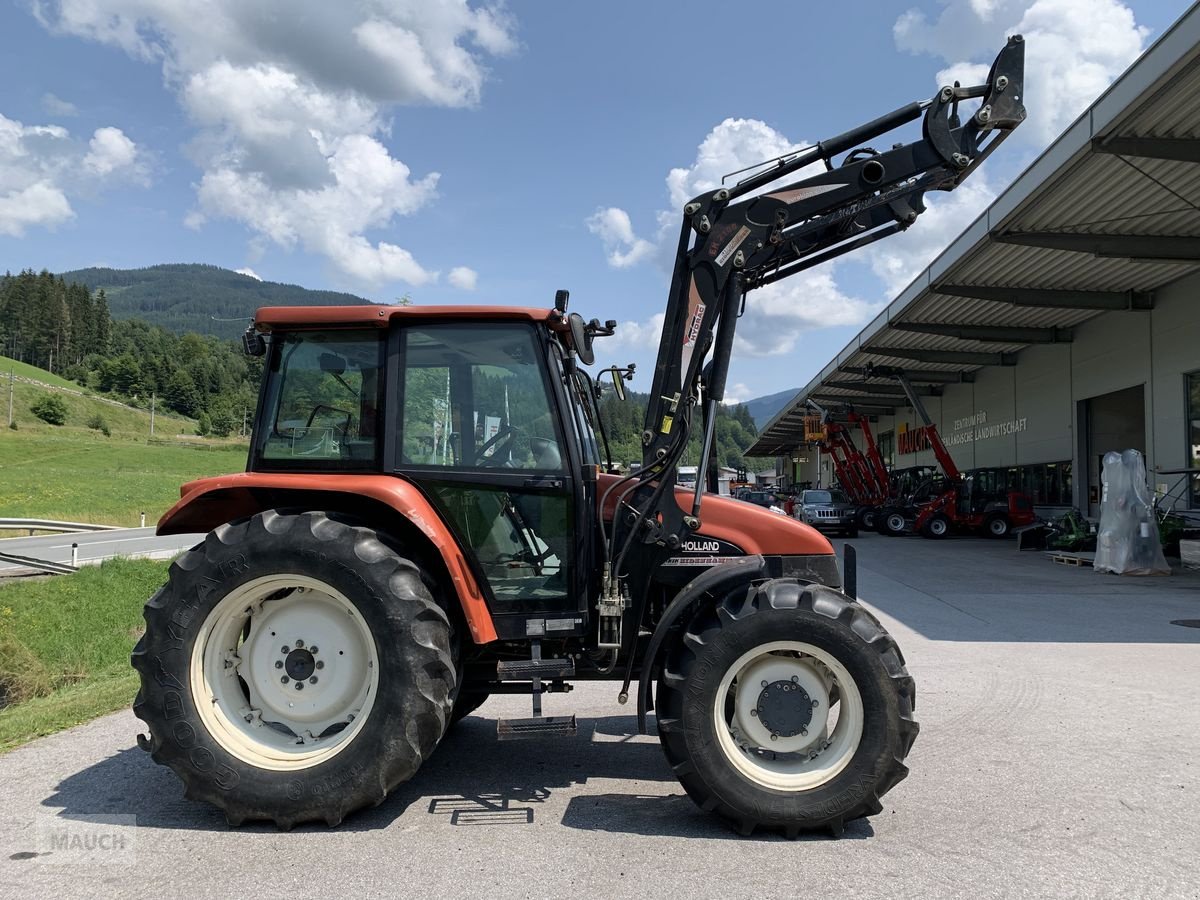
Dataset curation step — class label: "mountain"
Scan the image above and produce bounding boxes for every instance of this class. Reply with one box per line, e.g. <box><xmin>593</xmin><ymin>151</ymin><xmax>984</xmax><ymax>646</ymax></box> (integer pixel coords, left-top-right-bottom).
<box><xmin>58</xmin><ymin>264</ymin><xmax>374</xmax><ymax>339</ymax></box>
<box><xmin>742</xmin><ymin>387</ymin><xmax>800</xmax><ymax>428</ymax></box>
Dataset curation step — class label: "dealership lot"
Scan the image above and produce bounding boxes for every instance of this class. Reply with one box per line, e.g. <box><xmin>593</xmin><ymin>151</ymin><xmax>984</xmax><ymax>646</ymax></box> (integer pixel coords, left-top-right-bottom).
<box><xmin>1</xmin><ymin>535</ymin><xmax>1197</xmax><ymax>900</ymax></box>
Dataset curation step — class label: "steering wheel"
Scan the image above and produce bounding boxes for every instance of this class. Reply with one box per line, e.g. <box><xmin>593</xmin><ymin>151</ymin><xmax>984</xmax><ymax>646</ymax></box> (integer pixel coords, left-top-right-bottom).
<box><xmin>470</xmin><ymin>426</ymin><xmax>520</xmax><ymax>466</ymax></box>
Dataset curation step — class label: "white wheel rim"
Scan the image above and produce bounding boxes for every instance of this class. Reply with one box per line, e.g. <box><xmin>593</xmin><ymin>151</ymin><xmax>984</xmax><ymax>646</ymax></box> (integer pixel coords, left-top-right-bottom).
<box><xmin>990</xmin><ymin>518</ymin><xmax>1007</xmax><ymax>535</ymax></box>
<box><xmin>887</xmin><ymin>514</ymin><xmax>905</xmax><ymax>531</ymax></box>
<box><xmin>713</xmin><ymin>641</ymin><xmax>864</xmax><ymax>791</ymax></box>
<box><xmin>190</xmin><ymin>574</ymin><xmax>379</xmax><ymax>772</ymax></box>
<box><xmin>931</xmin><ymin>518</ymin><xmax>947</xmax><ymax>536</ymax></box>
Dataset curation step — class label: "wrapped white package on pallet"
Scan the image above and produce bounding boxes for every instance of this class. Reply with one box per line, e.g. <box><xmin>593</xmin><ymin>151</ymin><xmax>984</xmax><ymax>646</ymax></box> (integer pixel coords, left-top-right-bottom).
<box><xmin>1093</xmin><ymin>449</ymin><xmax>1170</xmax><ymax>576</ymax></box>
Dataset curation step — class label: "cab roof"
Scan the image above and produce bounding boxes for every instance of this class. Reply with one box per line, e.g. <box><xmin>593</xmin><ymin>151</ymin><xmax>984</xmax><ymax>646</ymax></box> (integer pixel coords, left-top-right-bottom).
<box><xmin>253</xmin><ymin>305</ymin><xmax>561</xmax><ymax>331</ymax></box>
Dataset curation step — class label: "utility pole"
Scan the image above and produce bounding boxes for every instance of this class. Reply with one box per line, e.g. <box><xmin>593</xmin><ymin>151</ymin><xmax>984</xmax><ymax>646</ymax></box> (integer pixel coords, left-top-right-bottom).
<box><xmin>6</xmin><ymin>367</ymin><xmax>13</xmax><ymax>427</ymax></box>
<box><xmin>242</xmin><ymin>407</ymin><xmax>248</xmax><ymax>438</ymax></box>
<box><xmin>150</xmin><ymin>392</ymin><xmax>156</xmax><ymax>437</ymax></box>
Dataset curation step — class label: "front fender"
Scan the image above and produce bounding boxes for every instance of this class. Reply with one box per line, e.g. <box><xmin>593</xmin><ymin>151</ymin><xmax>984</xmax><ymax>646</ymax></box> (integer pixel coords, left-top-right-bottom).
<box><xmin>158</xmin><ymin>472</ymin><xmax>498</xmax><ymax>644</ymax></box>
<box><xmin>636</xmin><ymin>555</ymin><xmax>768</xmax><ymax>733</ymax></box>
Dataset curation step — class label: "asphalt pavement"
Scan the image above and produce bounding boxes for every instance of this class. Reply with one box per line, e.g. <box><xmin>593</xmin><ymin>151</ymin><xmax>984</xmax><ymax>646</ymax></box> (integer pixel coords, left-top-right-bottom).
<box><xmin>1</xmin><ymin>535</ymin><xmax>1197</xmax><ymax>899</ymax></box>
<box><xmin>0</xmin><ymin>528</ymin><xmax>204</xmax><ymax>574</ymax></box>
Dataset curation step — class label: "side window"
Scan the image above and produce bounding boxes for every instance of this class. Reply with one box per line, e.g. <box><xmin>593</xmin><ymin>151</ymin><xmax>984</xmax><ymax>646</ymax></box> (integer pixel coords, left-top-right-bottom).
<box><xmin>258</xmin><ymin>330</ymin><xmax>383</xmax><ymax>466</ymax></box>
<box><xmin>400</xmin><ymin>323</ymin><xmax>563</xmax><ymax>471</ymax></box>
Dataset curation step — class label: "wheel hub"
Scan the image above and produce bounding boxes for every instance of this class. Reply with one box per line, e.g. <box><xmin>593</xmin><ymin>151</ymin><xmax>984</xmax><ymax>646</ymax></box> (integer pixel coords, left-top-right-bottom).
<box><xmin>284</xmin><ymin>646</ymin><xmax>317</xmax><ymax>681</ymax></box>
<box><xmin>755</xmin><ymin>679</ymin><xmax>814</xmax><ymax>738</ymax></box>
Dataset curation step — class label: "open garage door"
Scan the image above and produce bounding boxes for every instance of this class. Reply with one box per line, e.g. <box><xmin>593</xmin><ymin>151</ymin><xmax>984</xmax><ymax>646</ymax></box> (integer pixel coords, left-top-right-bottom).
<box><xmin>1084</xmin><ymin>385</ymin><xmax>1146</xmax><ymax>517</ymax></box>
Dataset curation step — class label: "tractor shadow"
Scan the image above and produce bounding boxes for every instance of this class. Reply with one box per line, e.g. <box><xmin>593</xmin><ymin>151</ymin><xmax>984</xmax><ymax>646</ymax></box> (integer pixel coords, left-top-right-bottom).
<box><xmin>40</xmin><ymin>714</ymin><xmax>871</xmax><ymax>841</ymax></box>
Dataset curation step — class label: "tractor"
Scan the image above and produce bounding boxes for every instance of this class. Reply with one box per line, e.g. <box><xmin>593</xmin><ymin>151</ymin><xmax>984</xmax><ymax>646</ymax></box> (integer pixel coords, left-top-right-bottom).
<box><xmin>132</xmin><ymin>38</ymin><xmax>1026</xmax><ymax>835</ymax></box>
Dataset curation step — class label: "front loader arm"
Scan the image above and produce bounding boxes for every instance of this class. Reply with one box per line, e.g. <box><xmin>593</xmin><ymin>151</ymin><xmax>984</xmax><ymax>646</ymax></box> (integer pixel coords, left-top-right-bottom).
<box><xmin>614</xmin><ymin>37</ymin><xmax>1025</xmax><ymax>573</ymax></box>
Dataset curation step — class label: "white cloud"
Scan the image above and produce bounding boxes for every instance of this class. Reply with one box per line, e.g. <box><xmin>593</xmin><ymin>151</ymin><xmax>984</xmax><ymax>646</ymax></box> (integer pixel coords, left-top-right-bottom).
<box><xmin>84</xmin><ymin>126</ymin><xmax>140</xmax><ymax>176</ymax></box>
<box><xmin>448</xmin><ymin>266</ymin><xmax>477</xmax><ymax>290</ymax></box>
<box><xmin>34</xmin><ymin>0</ymin><xmax>517</xmax><ymax>285</ymax></box>
<box><xmin>235</xmin><ymin>266</ymin><xmax>262</xmax><ymax>280</ymax></box>
<box><xmin>0</xmin><ymin>113</ymin><xmax>142</xmax><ymax>236</ymax></box>
<box><xmin>586</xmin><ymin>207</ymin><xmax>655</xmax><ymax>268</ymax></box>
<box><xmin>666</xmin><ymin>117</ymin><xmax>812</xmax><ymax>211</ymax></box>
<box><xmin>41</xmin><ymin>92</ymin><xmax>78</xmax><ymax>116</ymax></box>
<box><xmin>896</xmin><ymin>0</ymin><xmax>1149</xmax><ymax>146</ymax></box>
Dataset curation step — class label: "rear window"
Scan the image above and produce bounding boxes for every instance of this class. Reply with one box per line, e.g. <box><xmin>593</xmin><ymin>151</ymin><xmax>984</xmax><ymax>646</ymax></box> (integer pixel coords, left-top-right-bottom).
<box><xmin>255</xmin><ymin>330</ymin><xmax>385</xmax><ymax>469</ymax></box>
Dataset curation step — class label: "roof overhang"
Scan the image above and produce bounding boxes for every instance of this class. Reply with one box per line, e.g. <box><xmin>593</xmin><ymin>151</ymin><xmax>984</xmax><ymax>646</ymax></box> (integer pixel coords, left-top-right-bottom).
<box><xmin>750</xmin><ymin>3</ymin><xmax>1200</xmax><ymax>457</ymax></box>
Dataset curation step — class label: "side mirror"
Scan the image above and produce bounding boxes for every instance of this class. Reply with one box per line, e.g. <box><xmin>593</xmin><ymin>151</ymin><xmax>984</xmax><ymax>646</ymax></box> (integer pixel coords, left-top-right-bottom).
<box><xmin>609</xmin><ymin>368</ymin><xmax>626</xmax><ymax>401</ymax></box>
<box><xmin>242</xmin><ymin>324</ymin><xmax>266</xmax><ymax>357</ymax></box>
<box><xmin>568</xmin><ymin>312</ymin><xmax>595</xmax><ymax>365</ymax></box>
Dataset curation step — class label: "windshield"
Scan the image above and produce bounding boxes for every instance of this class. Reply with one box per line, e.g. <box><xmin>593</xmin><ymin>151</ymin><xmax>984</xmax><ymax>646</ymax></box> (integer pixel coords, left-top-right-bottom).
<box><xmin>804</xmin><ymin>490</ymin><xmax>848</xmax><ymax>504</ymax></box>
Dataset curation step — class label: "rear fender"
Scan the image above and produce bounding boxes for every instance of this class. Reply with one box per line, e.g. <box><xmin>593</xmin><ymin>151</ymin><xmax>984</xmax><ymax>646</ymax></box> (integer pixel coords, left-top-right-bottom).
<box><xmin>157</xmin><ymin>473</ymin><xmax>498</xmax><ymax>644</ymax></box>
<box><xmin>636</xmin><ymin>555</ymin><xmax>768</xmax><ymax>733</ymax></box>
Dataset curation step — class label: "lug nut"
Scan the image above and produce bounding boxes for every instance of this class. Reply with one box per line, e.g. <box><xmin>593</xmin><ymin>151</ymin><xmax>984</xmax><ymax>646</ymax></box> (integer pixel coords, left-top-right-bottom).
<box><xmin>309</xmin><ymin>677</ymin><xmax>318</xmax><ymax>685</ymax></box>
<box><xmin>295</xmin><ymin>682</ymin><xmax>304</xmax><ymax>691</ymax></box>
<box><xmin>309</xmin><ymin>646</ymin><xmax>318</xmax><ymax>654</ymax></box>
<box><xmin>281</xmin><ymin>676</ymin><xmax>289</xmax><ymax>684</ymax></box>
<box><xmin>295</xmin><ymin>639</ymin><xmax>305</xmax><ymax>649</ymax></box>
<box><xmin>281</xmin><ymin>646</ymin><xmax>290</xmax><ymax>654</ymax></box>
<box><xmin>315</xmin><ymin>661</ymin><xmax>324</xmax><ymax>670</ymax></box>
<box><xmin>275</xmin><ymin>661</ymin><xmax>283</xmax><ymax>669</ymax></box>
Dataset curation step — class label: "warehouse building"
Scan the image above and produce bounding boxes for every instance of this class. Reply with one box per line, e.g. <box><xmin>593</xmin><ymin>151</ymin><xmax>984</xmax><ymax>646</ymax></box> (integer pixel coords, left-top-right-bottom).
<box><xmin>749</xmin><ymin>5</ymin><xmax>1200</xmax><ymax>518</ymax></box>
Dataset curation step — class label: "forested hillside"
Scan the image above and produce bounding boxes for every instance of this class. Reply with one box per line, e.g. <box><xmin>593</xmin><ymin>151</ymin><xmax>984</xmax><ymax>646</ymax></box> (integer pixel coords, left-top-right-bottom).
<box><xmin>2</xmin><ymin>269</ymin><xmax>259</xmax><ymax>436</ymax></box>
<box><xmin>597</xmin><ymin>389</ymin><xmax>759</xmax><ymax>472</ymax></box>
<box><xmin>60</xmin><ymin>264</ymin><xmax>372</xmax><ymax>339</ymax></box>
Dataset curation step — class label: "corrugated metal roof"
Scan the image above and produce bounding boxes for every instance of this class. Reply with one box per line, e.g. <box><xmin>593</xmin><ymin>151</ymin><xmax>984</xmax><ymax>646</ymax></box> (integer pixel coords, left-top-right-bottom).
<box><xmin>750</xmin><ymin>2</ymin><xmax>1200</xmax><ymax>457</ymax></box>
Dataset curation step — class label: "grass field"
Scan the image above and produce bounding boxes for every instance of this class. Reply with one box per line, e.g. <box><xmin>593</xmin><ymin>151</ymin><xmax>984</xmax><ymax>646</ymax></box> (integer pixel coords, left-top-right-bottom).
<box><xmin>1</xmin><ymin>356</ymin><xmax>247</xmax><ymax>525</ymax></box>
<box><xmin>1</xmin><ymin>429</ymin><xmax>247</xmax><ymax>525</ymax></box>
<box><xmin>0</xmin><ymin>559</ymin><xmax>168</xmax><ymax>752</ymax></box>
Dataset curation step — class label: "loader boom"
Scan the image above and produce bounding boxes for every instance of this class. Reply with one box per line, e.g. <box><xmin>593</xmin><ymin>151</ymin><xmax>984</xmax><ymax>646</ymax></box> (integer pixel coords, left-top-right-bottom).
<box><xmin>610</xmin><ymin>36</ymin><xmax>1026</xmax><ymax>585</ymax></box>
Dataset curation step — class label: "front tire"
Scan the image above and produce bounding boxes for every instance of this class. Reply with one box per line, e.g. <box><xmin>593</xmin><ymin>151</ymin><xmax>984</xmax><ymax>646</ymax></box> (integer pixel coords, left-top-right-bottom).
<box><xmin>131</xmin><ymin>510</ymin><xmax>456</xmax><ymax>828</ymax></box>
<box><xmin>879</xmin><ymin>509</ymin><xmax>908</xmax><ymax>537</ymax></box>
<box><xmin>920</xmin><ymin>513</ymin><xmax>951</xmax><ymax>539</ymax></box>
<box><xmin>656</xmin><ymin>580</ymin><xmax>918</xmax><ymax>837</ymax></box>
<box><xmin>984</xmin><ymin>513</ymin><xmax>1010</xmax><ymax>538</ymax></box>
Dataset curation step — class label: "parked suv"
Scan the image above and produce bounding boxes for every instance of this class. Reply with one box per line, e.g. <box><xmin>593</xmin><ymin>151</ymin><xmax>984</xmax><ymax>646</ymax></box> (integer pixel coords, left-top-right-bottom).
<box><xmin>798</xmin><ymin>489</ymin><xmax>859</xmax><ymax>537</ymax></box>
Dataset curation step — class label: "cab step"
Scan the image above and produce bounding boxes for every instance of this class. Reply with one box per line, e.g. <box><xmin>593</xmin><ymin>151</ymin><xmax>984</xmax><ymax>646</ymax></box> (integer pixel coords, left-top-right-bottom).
<box><xmin>496</xmin><ymin>657</ymin><xmax>575</xmax><ymax>681</ymax></box>
<box><xmin>496</xmin><ymin>715</ymin><xmax>578</xmax><ymax>741</ymax></box>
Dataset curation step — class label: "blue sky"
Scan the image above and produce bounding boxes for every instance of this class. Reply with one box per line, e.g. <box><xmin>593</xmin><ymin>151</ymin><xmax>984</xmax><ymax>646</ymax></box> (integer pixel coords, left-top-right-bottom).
<box><xmin>0</xmin><ymin>0</ymin><xmax>1190</xmax><ymax>401</ymax></box>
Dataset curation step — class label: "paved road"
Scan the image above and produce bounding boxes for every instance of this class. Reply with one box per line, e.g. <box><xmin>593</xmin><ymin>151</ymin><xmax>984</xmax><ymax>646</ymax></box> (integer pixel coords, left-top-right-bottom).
<box><xmin>0</xmin><ymin>528</ymin><xmax>203</xmax><ymax>574</ymax></box>
<box><xmin>1</xmin><ymin>537</ymin><xmax>1198</xmax><ymax>898</ymax></box>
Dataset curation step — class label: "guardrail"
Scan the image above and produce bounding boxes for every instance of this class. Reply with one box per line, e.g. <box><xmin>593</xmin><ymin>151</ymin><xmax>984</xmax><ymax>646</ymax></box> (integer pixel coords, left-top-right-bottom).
<box><xmin>0</xmin><ymin>518</ymin><xmax>123</xmax><ymax>533</ymax></box>
<box><xmin>0</xmin><ymin>551</ymin><xmax>78</xmax><ymax>575</ymax></box>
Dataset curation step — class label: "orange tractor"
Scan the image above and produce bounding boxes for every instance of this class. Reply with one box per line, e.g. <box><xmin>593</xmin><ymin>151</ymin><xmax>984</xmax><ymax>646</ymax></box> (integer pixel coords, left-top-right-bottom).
<box><xmin>132</xmin><ymin>39</ymin><xmax>1026</xmax><ymax>835</ymax></box>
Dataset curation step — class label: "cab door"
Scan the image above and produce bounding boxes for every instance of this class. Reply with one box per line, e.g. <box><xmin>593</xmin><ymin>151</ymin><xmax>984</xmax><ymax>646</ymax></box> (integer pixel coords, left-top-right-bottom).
<box><xmin>390</xmin><ymin>320</ymin><xmax>581</xmax><ymax>639</ymax></box>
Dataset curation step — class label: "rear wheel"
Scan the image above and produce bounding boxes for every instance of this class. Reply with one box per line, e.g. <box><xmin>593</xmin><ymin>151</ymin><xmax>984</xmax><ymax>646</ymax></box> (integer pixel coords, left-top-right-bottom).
<box><xmin>920</xmin><ymin>513</ymin><xmax>951</xmax><ymax>539</ymax></box>
<box><xmin>657</xmin><ymin>580</ymin><xmax>918</xmax><ymax>837</ymax></box>
<box><xmin>131</xmin><ymin>510</ymin><xmax>456</xmax><ymax>828</ymax></box>
<box><xmin>984</xmin><ymin>513</ymin><xmax>1011</xmax><ymax>538</ymax></box>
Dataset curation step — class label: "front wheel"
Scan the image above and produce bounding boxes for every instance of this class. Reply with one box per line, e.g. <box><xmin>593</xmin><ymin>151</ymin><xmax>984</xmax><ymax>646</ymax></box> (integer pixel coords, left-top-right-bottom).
<box><xmin>921</xmin><ymin>513</ymin><xmax>951</xmax><ymax>539</ymax></box>
<box><xmin>131</xmin><ymin>511</ymin><xmax>456</xmax><ymax>828</ymax></box>
<box><xmin>656</xmin><ymin>580</ymin><xmax>918</xmax><ymax>837</ymax></box>
<box><xmin>857</xmin><ymin>507</ymin><xmax>877</xmax><ymax>531</ymax></box>
<box><xmin>984</xmin><ymin>513</ymin><xmax>1011</xmax><ymax>538</ymax></box>
<box><xmin>880</xmin><ymin>508</ymin><xmax>908</xmax><ymax>537</ymax></box>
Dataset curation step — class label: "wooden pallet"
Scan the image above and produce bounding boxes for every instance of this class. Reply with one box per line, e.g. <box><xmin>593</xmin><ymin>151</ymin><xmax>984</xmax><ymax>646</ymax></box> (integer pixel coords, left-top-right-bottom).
<box><xmin>1048</xmin><ymin>552</ymin><xmax>1094</xmax><ymax>567</ymax></box>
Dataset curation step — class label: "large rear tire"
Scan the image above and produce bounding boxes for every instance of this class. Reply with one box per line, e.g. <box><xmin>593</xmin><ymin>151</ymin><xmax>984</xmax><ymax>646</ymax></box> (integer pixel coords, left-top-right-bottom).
<box><xmin>131</xmin><ymin>510</ymin><xmax>456</xmax><ymax>828</ymax></box>
<box><xmin>656</xmin><ymin>580</ymin><xmax>918</xmax><ymax>837</ymax></box>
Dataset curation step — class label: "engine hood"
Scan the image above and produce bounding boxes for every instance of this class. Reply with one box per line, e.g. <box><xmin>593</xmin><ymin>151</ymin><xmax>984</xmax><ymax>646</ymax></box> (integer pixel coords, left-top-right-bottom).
<box><xmin>599</xmin><ymin>474</ymin><xmax>833</xmax><ymax>557</ymax></box>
